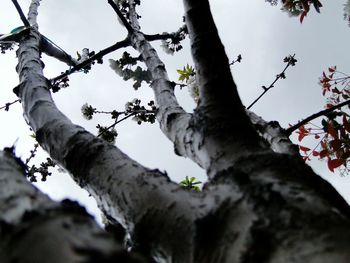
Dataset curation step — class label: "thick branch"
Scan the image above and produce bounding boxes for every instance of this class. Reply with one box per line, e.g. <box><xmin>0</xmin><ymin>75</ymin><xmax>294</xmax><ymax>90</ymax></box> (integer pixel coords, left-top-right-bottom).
<box><xmin>247</xmin><ymin>110</ymin><xmax>300</xmax><ymax>156</ymax></box>
<box><xmin>181</xmin><ymin>0</ymin><xmax>265</xmax><ymax>176</ymax></box>
<box><xmin>16</xmin><ymin>2</ymin><xmax>203</xmax><ymax>260</ymax></box>
<box><xmin>182</xmin><ymin>0</ymin><xmax>244</xmax><ymax>116</ymax></box>
<box><xmin>108</xmin><ymin>0</ymin><xmax>134</xmax><ymax>32</ymax></box>
<box><xmin>286</xmin><ymin>99</ymin><xmax>350</xmax><ymax>135</ymax></box>
<box><xmin>11</xmin><ymin>0</ymin><xmax>30</xmax><ymax>27</ymax></box>
<box><xmin>0</xmin><ymin>151</ymin><xmax>143</xmax><ymax>263</ymax></box>
<box><xmin>51</xmin><ymin>38</ymin><xmax>130</xmax><ymax>84</ymax></box>
<box><xmin>40</xmin><ymin>35</ymin><xmax>76</xmax><ymax>66</ymax></box>
<box><xmin>125</xmin><ymin>1</ymin><xmax>214</xmax><ymax>167</ymax></box>
<box><xmin>144</xmin><ymin>32</ymin><xmax>174</xmax><ymax>41</ymax></box>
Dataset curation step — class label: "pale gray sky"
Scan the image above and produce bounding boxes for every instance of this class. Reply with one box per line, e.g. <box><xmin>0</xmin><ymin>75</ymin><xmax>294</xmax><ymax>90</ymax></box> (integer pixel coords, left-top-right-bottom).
<box><xmin>0</xmin><ymin>0</ymin><xmax>349</xmax><ymax>221</ymax></box>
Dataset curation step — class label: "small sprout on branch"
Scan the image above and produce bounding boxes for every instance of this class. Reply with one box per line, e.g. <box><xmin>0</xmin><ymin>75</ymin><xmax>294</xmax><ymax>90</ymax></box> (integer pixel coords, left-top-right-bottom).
<box><xmin>97</xmin><ymin>124</ymin><xmax>118</xmax><ymax>144</ymax></box>
<box><xmin>81</xmin><ymin>103</ymin><xmax>97</xmax><ymax>120</ymax></box>
<box><xmin>277</xmin><ymin>72</ymin><xmax>286</xmax><ymax>79</ymax></box>
<box><xmin>76</xmin><ymin>48</ymin><xmax>100</xmax><ymax>74</ymax></box>
<box><xmin>283</xmin><ymin>54</ymin><xmax>298</xmax><ymax>66</ymax></box>
<box><xmin>24</xmin><ymin>137</ymin><xmax>57</xmax><ymax>182</ymax></box>
<box><xmin>52</xmin><ymin>76</ymin><xmax>69</xmax><ymax>93</ymax></box>
<box><xmin>111</xmin><ymin>110</ymin><xmax>120</xmax><ymax>120</ymax></box>
<box><xmin>0</xmin><ymin>99</ymin><xmax>20</xmax><ymax>111</ymax></box>
<box><xmin>247</xmin><ymin>54</ymin><xmax>297</xmax><ymax>109</ymax></box>
<box><xmin>229</xmin><ymin>54</ymin><xmax>242</xmax><ymax>65</ymax></box>
<box><xmin>0</xmin><ymin>42</ymin><xmax>15</xmax><ymax>54</ymax></box>
<box><xmin>177</xmin><ymin>64</ymin><xmax>199</xmax><ymax>103</ymax></box>
<box><xmin>125</xmin><ymin>99</ymin><xmax>157</xmax><ymax>124</ymax></box>
<box><xmin>180</xmin><ymin>176</ymin><xmax>202</xmax><ymax>191</ymax></box>
<box><xmin>26</xmin><ymin>157</ymin><xmax>56</xmax><ymax>182</ymax></box>
<box><xmin>177</xmin><ymin>64</ymin><xmax>195</xmax><ymax>82</ymax></box>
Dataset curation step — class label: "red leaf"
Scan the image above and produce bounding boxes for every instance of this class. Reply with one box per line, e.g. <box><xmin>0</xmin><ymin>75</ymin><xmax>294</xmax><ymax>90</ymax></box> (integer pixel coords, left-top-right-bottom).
<box><xmin>328</xmin><ymin>124</ymin><xmax>338</xmax><ymax>139</ymax></box>
<box><xmin>312</xmin><ymin>151</ymin><xmax>320</xmax><ymax>156</ymax></box>
<box><xmin>299</xmin><ymin>145</ymin><xmax>311</xmax><ymax>152</ymax></box>
<box><xmin>327</xmin><ymin>158</ymin><xmax>344</xmax><ymax>172</ymax></box>
<box><xmin>300</xmin><ymin>11</ymin><xmax>307</xmax><ymax>23</ymax></box>
<box><xmin>330</xmin><ymin>139</ymin><xmax>342</xmax><ymax>151</ymax></box>
<box><xmin>332</xmin><ymin>87</ymin><xmax>340</xmax><ymax>94</ymax></box>
<box><xmin>297</xmin><ymin>125</ymin><xmax>309</xmax><ymax>141</ymax></box>
<box><xmin>319</xmin><ymin>150</ymin><xmax>328</xmax><ymax>159</ymax></box>
<box><xmin>298</xmin><ymin>132</ymin><xmax>307</xmax><ymax>142</ymax></box>
<box><xmin>328</xmin><ymin>67</ymin><xmax>336</xmax><ymax>73</ymax></box>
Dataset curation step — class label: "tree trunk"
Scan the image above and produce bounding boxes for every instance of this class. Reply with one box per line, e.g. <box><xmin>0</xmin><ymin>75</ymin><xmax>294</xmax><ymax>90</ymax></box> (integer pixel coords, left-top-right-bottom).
<box><xmin>0</xmin><ymin>150</ymin><xmax>144</xmax><ymax>263</ymax></box>
<box><xmin>5</xmin><ymin>0</ymin><xmax>350</xmax><ymax>262</ymax></box>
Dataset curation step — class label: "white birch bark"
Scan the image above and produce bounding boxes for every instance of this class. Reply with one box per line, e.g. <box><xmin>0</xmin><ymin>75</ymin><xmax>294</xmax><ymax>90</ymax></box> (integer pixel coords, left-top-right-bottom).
<box><xmin>0</xmin><ymin>150</ymin><xmax>144</xmax><ymax>263</ymax></box>
<box><xmin>7</xmin><ymin>0</ymin><xmax>350</xmax><ymax>262</ymax></box>
<box><xmin>15</xmin><ymin>1</ymin><xmax>206</xmax><ymax>261</ymax></box>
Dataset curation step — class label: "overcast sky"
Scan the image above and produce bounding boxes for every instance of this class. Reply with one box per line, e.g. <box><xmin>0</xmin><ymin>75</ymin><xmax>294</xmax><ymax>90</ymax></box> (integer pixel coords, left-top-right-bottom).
<box><xmin>0</xmin><ymin>0</ymin><xmax>349</xmax><ymax>221</ymax></box>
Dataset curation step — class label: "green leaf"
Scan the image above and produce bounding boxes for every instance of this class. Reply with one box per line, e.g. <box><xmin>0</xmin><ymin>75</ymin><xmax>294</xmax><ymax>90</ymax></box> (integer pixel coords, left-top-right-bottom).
<box><xmin>177</xmin><ymin>64</ymin><xmax>195</xmax><ymax>82</ymax></box>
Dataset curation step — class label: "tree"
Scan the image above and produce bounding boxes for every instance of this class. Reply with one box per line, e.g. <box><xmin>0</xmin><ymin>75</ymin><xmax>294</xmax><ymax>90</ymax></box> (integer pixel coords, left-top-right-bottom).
<box><xmin>1</xmin><ymin>0</ymin><xmax>350</xmax><ymax>262</ymax></box>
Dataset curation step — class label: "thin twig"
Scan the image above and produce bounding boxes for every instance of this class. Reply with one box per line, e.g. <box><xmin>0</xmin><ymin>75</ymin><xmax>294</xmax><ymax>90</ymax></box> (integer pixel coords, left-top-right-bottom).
<box><xmin>25</xmin><ymin>143</ymin><xmax>39</xmax><ymax>166</ymax></box>
<box><xmin>229</xmin><ymin>54</ymin><xmax>242</xmax><ymax>66</ymax></box>
<box><xmin>247</xmin><ymin>54</ymin><xmax>295</xmax><ymax>109</ymax></box>
<box><xmin>97</xmin><ymin>109</ymin><xmax>155</xmax><ymax>137</ymax></box>
<box><xmin>144</xmin><ymin>33</ymin><xmax>173</xmax><ymax>41</ymax></box>
<box><xmin>11</xmin><ymin>0</ymin><xmax>30</xmax><ymax>27</ymax></box>
<box><xmin>0</xmin><ymin>99</ymin><xmax>20</xmax><ymax>111</ymax></box>
<box><xmin>97</xmin><ymin>112</ymin><xmax>137</xmax><ymax>137</ymax></box>
<box><xmin>51</xmin><ymin>38</ymin><xmax>130</xmax><ymax>84</ymax></box>
<box><xmin>286</xmin><ymin>99</ymin><xmax>350</xmax><ymax>135</ymax></box>
<box><xmin>108</xmin><ymin>0</ymin><xmax>134</xmax><ymax>33</ymax></box>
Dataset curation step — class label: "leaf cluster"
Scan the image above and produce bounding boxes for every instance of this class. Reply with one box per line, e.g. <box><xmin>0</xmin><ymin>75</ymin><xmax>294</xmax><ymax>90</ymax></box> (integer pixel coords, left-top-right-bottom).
<box><xmin>115</xmin><ymin>0</ymin><xmax>141</xmax><ymax>20</ymax></box>
<box><xmin>297</xmin><ymin>66</ymin><xmax>350</xmax><ymax>174</ymax></box>
<box><xmin>125</xmin><ymin>99</ymin><xmax>157</xmax><ymax>125</ymax></box>
<box><xmin>52</xmin><ymin>76</ymin><xmax>69</xmax><ymax>93</ymax></box>
<box><xmin>96</xmin><ymin>124</ymin><xmax>118</xmax><ymax>144</ymax></box>
<box><xmin>110</xmin><ymin>51</ymin><xmax>151</xmax><ymax>90</ymax></box>
<box><xmin>81</xmin><ymin>99</ymin><xmax>156</xmax><ymax>144</ymax></box>
<box><xmin>76</xmin><ymin>48</ymin><xmax>103</xmax><ymax>74</ymax></box>
<box><xmin>161</xmin><ymin>25</ymin><xmax>188</xmax><ymax>54</ymax></box>
<box><xmin>266</xmin><ymin>0</ymin><xmax>323</xmax><ymax>23</ymax></box>
<box><xmin>0</xmin><ymin>42</ymin><xmax>14</xmax><ymax>54</ymax></box>
<box><xmin>179</xmin><ymin>176</ymin><xmax>202</xmax><ymax>191</ymax></box>
<box><xmin>27</xmin><ymin>158</ymin><xmax>57</xmax><ymax>182</ymax></box>
<box><xmin>177</xmin><ymin>64</ymin><xmax>195</xmax><ymax>82</ymax></box>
